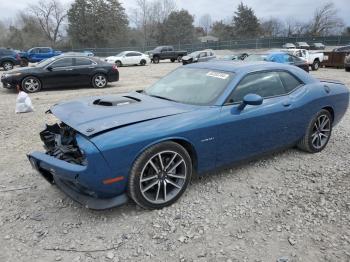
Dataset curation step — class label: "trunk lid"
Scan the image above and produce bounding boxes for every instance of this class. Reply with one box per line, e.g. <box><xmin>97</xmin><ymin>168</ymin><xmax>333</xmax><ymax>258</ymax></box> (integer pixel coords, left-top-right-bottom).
<box><xmin>51</xmin><ymin>92</ymin><xmax>196</xmax><ymax>136</ymax></box>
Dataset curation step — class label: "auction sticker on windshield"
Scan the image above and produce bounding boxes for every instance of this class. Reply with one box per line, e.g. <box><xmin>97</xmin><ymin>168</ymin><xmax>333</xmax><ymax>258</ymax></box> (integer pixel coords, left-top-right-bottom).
<box><xmin>206</xmin><ymin>71</ymin><xmax>229</xmax><ymax>79</ymax></box>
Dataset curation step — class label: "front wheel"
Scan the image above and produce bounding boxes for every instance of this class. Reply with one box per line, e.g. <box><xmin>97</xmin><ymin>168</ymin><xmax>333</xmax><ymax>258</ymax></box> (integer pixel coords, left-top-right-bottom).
<box><xmin>297</xmin><ymin>109</ymin><xmax>332</xmax><ymax>153</ymax></box>
<box><xmin>311</xmin><ymin>60</ymin><xmax>320</xmax><ymax>70</ymax></box>
<box><xmin>177</xmin><ymin>56</ymin><xmax>183</xmax><ymax>62</ymax></box>
<box><xmin>345</xmin><ymin>67</ymin><xmax>350</xmax><ymax>72</ymax></box>
<box><xmin>128</xmin><ymin>141</ymin><xmax>192</xmax><ymax>209</ymax></box>
<box><xmin>92</xmin><ymin>74</ymin><xmax>107</xmax><ymax>88</ymax></box>
<box><xmin>115</xmin><ymin>61</ymin><xmax>122</xmax><ymax>67</ymax></box>
<box><xmin>22</xmin><ymin>76</ymin><xmax>42</xmax><ymax>93</ymax></box>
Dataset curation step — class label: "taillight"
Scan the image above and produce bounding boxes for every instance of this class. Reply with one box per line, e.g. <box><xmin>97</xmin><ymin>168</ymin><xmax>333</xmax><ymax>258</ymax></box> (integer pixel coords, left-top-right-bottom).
<box><xmin>112</xmin><ymin>64</ymin><xmax>118</xmax><ymax>71</ymax></box>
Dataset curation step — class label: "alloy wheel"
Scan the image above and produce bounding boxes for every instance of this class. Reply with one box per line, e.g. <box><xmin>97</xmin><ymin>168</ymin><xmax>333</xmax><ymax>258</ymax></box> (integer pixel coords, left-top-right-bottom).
<box><xmin>3</xmin><ymin>62</ymin><xmax>13</xmax><ymax>71</ymax></box>
<box><xmin>23</xmin><ymin>78</ymin><xmax>40</xmax><ymax>92</ymax></box>
<box><xmin>94</xmin><ymin>75</ymin><xmax>107</xmax><ymax>88</ymax></box>
<box><xmin>140</xmin><ymin>150</ymin><xmax>187</xmax><ymax>204</ymax></box>
<box><xmin>311</xmin><ymin>114</ymin><xmax>331</xmax><ymax>149</ymax></box>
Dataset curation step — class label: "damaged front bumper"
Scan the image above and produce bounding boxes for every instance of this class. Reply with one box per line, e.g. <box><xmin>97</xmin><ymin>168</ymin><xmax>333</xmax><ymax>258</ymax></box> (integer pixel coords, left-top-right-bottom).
<box><xmin>27</xmin><ymin>124</ymin><xmax>128</xmax><ymax>210</ymax></box>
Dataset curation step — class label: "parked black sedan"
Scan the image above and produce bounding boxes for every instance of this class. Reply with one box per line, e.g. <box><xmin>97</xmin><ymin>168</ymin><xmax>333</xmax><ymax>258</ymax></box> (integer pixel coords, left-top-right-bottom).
<box><xmin>1</xmin><ymin>54</ymin><xmax>119</xmax><ymax>93</ymax></box>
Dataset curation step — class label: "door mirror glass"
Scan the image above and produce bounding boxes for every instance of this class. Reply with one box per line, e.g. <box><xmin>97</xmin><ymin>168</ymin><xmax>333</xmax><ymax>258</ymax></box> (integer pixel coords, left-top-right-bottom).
<box><xmin>238</xmin><ymin>94</ymin><xmax>263</xmax><ymax>110</ymax></box>
<box><xmin>47</xmin><ymin>66</ymin><xmax>53</xmax><ymax>71</ymax></box>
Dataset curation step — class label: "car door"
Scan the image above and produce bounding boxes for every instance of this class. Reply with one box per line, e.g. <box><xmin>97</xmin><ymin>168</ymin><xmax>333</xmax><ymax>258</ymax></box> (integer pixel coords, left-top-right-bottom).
<box><xmin>41</xmin><ymin>57</ymin><xmax>75</xmax><ymax>88</ymax></box>
<box><xmin>72</xmin><ymin>57</ymin><xmax>96</xmax><ymax>84</ymax></box>
<box><xmin>38</xmin><ymin>48</ymin><xmax>51</xmax><ymax>61</ymax></box>
<box><xmin>198</xmin><ymin>52</ymin><xmax>208</xmax><ymax>62</ymax></box>
<box><xmin>130</xmin><ymin>52</ymin><xmax>142</xmax><ymax>64</ymax></box>
<box><xmin>28</xmin><ymin>48</ymin><xmax>40</xmax><ymax>62</ymax></box>
<box><xmin>216</xmin><ymin>71</ymin><xmax>293</xmax><ymax>166</ymax></box>
<box><xmin>124</xmin><ymin>52</ymin><xmax>135</xmax><ymax>65</ymax></box>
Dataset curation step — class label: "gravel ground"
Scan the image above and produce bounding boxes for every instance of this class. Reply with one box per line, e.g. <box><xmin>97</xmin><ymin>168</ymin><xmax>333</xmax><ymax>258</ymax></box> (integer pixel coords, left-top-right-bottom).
<box><xmin>0</xmin><ymin>61</ymin><xmax>349</xmax><ymax>262</ymax></box>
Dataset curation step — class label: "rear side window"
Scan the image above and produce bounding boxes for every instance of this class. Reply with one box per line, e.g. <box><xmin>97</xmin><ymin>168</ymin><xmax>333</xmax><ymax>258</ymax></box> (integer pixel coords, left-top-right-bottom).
<box><xmin>75</xmin><ymin>58</ymin><xmax>93</xmax><ymax>66</ymax></box>
<box><xmin>229</xmin><ymin>71</ymin><xmax>286</xmax><ymax>102</ymax></box>
<box><xmin>278</xmin><ymin>71</ymin><xmax>303</xmax><ymax>93</ymax></box>
<box><xmin>40</xmin><ymin>48</ymin><xmax>51</xmax><ymax>53</ymax></box>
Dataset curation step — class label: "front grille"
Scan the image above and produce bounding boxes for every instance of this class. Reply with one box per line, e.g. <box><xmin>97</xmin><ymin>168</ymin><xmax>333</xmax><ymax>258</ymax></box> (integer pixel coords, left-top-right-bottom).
<box><xmin>40</xmin><ymin>123</ymin><xmax>87</xmax><ymax>165</ymax></box>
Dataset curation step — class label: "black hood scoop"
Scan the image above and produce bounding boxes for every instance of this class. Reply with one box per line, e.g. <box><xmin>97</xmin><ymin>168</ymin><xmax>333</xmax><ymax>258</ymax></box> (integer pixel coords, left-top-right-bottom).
<box><xmin>93</xmin><ymin>96</ymin><xmax>140</xmax><ymax>107</ymax></box>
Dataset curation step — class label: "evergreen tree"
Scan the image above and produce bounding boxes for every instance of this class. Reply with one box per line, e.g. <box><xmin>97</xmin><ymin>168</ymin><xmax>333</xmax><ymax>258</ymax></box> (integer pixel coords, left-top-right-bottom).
<box><xmin>232</xmin><ymin>2</ymin><xmax>260</xmax><ymax>38</ymax></box>
<box><xmin>67</xmin><ymin>0</ymin><xmax>129</xmax><ymax>47</ymax></box>
<box><xmin>163</xmin><ymin>9</ymin><xmax>194</xmax><ymax>44</ymax></box>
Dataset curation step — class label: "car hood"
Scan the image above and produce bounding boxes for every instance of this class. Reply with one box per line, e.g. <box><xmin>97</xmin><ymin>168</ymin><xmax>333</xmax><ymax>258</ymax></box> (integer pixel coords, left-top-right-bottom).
<box><xmin>50</xmin><ymin>92</ymin><xmax>197</xmax><ymax>136</ymax></box>
<box><xmin>182</xmin><ymin>55</ymin><xmax>194</xmax><ymax>60</ymax></box>
<box><xmin>5</xmin><ymin>66</ymin><xmax>41</xmax><ymax>74</ymax></box>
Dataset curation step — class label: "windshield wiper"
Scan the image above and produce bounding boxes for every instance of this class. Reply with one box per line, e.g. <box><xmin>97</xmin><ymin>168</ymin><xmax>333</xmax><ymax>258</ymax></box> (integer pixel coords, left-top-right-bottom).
<box><xmin>148</xmin><ymin>94</ymin><xmax>177</xmax><ymax>102</ymax></box>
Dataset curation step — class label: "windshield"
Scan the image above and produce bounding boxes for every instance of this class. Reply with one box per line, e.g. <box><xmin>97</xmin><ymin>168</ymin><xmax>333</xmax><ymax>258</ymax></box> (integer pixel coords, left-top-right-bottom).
<box><xmin>144</xmin><ymin>67</ymin><xmax>235</xmax><ymax>105</ymax></box>
<box><xmin>189</xmin><ymin>51</ymin><xmax>200</xmax><ymax>57</ymax></box>
<box><xmin>36</xmin><ymin>57</ymin><xmax>56</xmax><ymax>67</ymax></box>
<box><xmin>115</xmin><ymin>51</ymin><xmax>127</xmax><ymax>57</ymax></box>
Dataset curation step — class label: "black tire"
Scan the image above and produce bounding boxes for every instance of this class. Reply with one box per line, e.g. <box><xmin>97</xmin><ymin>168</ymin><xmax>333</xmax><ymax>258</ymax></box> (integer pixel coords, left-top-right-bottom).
<box><xmin>2</xmin><ymin>61</ymin><xmax>14</xmax><ymax>71</ymax></box>
<box><xmin>177</xmin><ymin>56</ymin><xmax>183</xmax><ymax>62</ymax></box>
<box><xmin>21</xmin><ymin>76</ymin><xmax>42</xmax><ymax>93</ymax></box>
<box><xmin>153</xmin><ymin>56</ymin><xmax>160</xmax><ymax>64</ymax></box>
<box><xmin>345</xmin><ymin>67</ymin><xmax>350</xmax><ymax>72</ymax></box>
<box><xmin>116</xmin><ymin>61</ymin><xmax>122</xmax><ymax>67</ymax></box>
<box><xmin>20</xmin><ymin>58</ymin><xmax>29</xmax><ymax>67</ymax></box>
<box><xmin>140</xmin><ymin>59</ymin><xmax>146</xmax><ymax>66</ymax></box>
<box><xmin>128</xmin><ymin>141</ymin><xmax>192</xmax><ymax>209</ymax></box>
<box><xmin>92</xmin><ymin>73</ymin><xmax>108</xmax><ymax>88</ymax></box>
<box><xmin>311</xmin><ymin>60</ymin><xmax>320</xmax><ymax>71</ymax></box>
<box><xmin>297</xmin><ymin>109</ymin><xmax>333</xmax><ymax>153</ymax></box>
<box><xmin>170</xmin><ymin>58</ymin><xmax>175</xmax><ymax>63</ymax></box>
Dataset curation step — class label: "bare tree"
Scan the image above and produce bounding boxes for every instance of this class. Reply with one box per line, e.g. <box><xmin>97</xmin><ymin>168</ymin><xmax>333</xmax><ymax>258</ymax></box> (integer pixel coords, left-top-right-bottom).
<box><xmin>199</xmin><ymin>14</ymin><xmax>212</xmax><ymax>35</ymax></box>
<box><xmin>29</xmin><ymin>0</ymin><xmax>67</xmax><ymax>46</ymax></box>
<box><xmin>308</xmin><ymin>2</ymin><xmax>344</xmax><ymax>36</ymax></box>
<box><xmin>131</xmin><ymin>0</ymin><xmax>176</xmax><ymax>45</ymax></box>
<box><xmin>260</xmin><ymin>17</ymin><xmax>285</xmax><ymax>37</ymax></box>
<box><xmin>284</xmin><ymin>17</ymin><xmax>309</xmax><ymax>37</ymax></box>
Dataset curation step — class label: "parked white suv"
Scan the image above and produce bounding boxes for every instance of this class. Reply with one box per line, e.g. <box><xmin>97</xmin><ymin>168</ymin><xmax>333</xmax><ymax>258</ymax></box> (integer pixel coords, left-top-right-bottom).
<box><xmin>105</xmin><ymin>51</ymin><xmax>151</xmax><ymax>67</ymax></box>
<box><xmin>283</xmin><ymin>49</ymin><xmax>324</xmax><ymax>70</ymax></box>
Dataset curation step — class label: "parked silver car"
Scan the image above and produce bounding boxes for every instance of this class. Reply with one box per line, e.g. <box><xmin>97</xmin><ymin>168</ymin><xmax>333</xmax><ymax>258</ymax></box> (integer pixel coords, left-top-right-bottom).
<box><xmin>182</xmin><ymin>50</ymin><xmax>216</xmax><ymax>65</ymax></box>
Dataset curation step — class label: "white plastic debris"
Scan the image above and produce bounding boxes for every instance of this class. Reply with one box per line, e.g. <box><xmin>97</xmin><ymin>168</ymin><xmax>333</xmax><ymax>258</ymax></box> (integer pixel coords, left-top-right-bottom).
<box><xmin>15</xmin><ymin>91</ymin><xmax>34</xmax><ymax>113</ymax></box>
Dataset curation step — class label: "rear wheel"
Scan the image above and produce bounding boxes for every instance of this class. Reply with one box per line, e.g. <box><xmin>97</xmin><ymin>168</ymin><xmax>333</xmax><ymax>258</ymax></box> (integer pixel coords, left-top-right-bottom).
<box><xmin>153</xmin><ymin>56</ymin><xmax>160</xmax><ymax>64</ymax></box>
<box><xmin>92</xmin><ymin>74</ymin><xmax>107</xmax><ymax>88</ymax></box>
<box><xmin>140</xmin><ymin>59</ymin><xmax>146</xmax><ymax>66</ymax></box>
<box><xmin>2</xmin><ymin>61</ymin><xmax>14</xmax><ymax>71</ymax></box>
<box><xmin>128</xmin><ymin>141</ymin><xmax>192</xmax><ymax>209</ymax></box>
<box><xmin>22</xmin><ymin>76</ymin><xmax>42</xmax><ymax>93</ymax></box>
<box><xmin>297</xmin><ymin>109</ymin><xmax>332</xmax><ymax>153</ymax></box>
<box><xmin>177</xmin><ymin>56</ymin><xmax>183</xmax><ymax>62</ymax></box>
<box><xmin>20</xmin><ymin>58</ymin><xmax>29</xmax><ymax>67</ymax></box>
<box><xmin>345</xmin><ymin>67</ymin><xmax>350</xmax><ymax>72</ymax></box>
<box><xmin>170</xmin><ymin>58</ymin><xmax>175</xmax><ymax>63</ymax></box>
<box><xmin>311</xmin><ymin>60</ymin><xmax>320</xmax><ymax>70</ymax></box>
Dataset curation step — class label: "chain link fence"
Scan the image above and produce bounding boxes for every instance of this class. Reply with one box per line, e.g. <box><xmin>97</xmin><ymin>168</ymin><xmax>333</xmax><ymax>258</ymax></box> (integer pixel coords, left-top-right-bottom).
<box><xmin>66</xmin><ymin>36</ymin><xmax>350</xmax><ymax>57</ymax></box>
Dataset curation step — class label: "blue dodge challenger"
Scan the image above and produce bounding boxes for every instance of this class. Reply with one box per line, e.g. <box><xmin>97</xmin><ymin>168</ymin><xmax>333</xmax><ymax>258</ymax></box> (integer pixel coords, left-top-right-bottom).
<box><xmin>28</xmin><ymin>61</ymin><xmax>349</xmax><ymax>210</ymax></box>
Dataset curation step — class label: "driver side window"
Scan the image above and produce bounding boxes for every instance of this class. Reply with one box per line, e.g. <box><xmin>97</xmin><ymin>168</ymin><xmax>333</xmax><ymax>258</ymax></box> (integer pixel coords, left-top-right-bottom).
<box><xmin>228</xmin><ymin>71</ymin><xmax>286</xmax><ymax>103</ymax></box>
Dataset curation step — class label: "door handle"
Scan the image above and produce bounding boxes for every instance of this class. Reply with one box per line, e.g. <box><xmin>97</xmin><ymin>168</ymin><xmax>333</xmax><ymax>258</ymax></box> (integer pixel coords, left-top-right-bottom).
<box><xmin>65</xmin><ymin>68</ymin><xmax>73</xmax><ymax>71</ymax></box>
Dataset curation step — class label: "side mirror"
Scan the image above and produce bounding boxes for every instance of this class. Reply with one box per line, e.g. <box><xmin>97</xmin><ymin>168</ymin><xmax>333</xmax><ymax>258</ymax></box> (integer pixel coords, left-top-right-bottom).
<box><xmin>238</xmin><ymin>94</ymin><xmax>263</xmax><ymax>110</ymax></box>
<box><xmin>47</xmin><ymin>66</ymin><xmax>53</xmax><ymax>71</ymax></box>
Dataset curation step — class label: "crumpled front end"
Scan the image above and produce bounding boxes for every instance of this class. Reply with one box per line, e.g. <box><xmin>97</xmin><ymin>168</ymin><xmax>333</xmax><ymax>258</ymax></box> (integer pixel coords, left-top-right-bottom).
<box><xmin>27</xmin><ymin>123</ymin><xmax>128</xmax><ymax>209</ymax></box>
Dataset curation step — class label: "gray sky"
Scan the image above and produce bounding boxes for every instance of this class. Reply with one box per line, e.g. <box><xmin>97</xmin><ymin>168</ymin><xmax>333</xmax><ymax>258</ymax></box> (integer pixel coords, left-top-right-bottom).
<box><xmin>1</xmin><ymin>0</ymin><xmax>349</xmax><ymax>26</ymax></box>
